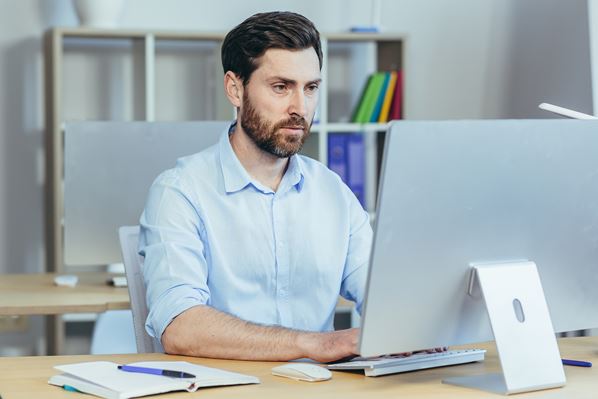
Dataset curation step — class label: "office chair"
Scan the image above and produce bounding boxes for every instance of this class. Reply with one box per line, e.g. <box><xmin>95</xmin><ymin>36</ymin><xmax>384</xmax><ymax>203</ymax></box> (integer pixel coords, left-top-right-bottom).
<box><xmin>118</xmin><ymin>225</ymin><xmax>163</xmax><ymax>353</ymax></box>
<box><xmin>90</xmin><ymin>309</ymin><xmax>136</xmax><ymax>354</ymax></box>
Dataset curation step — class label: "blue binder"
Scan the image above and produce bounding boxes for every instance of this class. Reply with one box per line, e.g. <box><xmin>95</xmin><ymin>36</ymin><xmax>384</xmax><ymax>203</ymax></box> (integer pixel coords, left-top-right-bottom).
<box><xmin>328</xmin><ymin>133</ymin><xmax>365</xmax><ymax>207</ymax></box>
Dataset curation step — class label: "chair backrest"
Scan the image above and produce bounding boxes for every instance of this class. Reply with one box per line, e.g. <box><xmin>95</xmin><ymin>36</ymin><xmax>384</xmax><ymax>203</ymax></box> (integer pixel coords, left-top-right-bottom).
<box><xmin>118</xmin><ymin>225</ymin><xmax>163</xmax><ymax>353</ymax></box>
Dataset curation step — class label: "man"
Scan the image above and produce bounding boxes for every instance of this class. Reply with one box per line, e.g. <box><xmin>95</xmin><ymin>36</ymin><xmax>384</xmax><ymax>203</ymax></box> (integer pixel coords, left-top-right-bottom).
<box><xmin>139</xmin><ymin>11</ymin><xmax>372</xmax><ymax>362</ymax></box>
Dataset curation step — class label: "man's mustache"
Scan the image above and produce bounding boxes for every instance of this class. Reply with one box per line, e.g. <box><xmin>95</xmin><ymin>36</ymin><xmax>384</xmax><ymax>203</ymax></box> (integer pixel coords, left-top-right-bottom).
<box><xmin>275</xmin><ymin>116</ymin><xmax>309</xmax><ymax>131</ymax></box>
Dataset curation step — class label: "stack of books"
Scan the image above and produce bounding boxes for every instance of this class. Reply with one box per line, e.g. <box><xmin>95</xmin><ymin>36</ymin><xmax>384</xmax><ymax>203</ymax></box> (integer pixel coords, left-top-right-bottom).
<box><xmin>351</xmin><ymin>70</ymin><xmax>402</xmax><ymax>123</ymax></box>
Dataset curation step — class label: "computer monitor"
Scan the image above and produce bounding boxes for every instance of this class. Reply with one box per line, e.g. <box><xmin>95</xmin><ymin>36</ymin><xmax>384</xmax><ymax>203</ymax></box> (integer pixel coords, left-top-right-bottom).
<box><xmin>359</xmin><ymin>119</ymin><xmax>598</xmax><ymax>394</ymax></box>
<box><xmin>64</xmin><ymin>121</ymin><xmax>228</xmax><ymax>265</ymax></box>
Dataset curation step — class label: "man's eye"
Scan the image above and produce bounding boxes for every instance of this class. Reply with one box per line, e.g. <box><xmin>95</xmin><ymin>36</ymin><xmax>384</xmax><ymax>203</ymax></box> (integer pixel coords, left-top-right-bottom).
<box><xmin>273</xmin><ymin>84</ymin><xmax>287</xmax><ymax>93</ymax></box>
<box><xmin>306</xmin><ymin>84</ymin><xmax>319</xmax><ymax>94</ymax></box>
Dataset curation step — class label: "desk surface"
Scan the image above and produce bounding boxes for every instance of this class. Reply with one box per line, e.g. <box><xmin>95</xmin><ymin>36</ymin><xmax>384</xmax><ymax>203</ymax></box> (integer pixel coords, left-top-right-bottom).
<box><xmin>0</xmin><ymin>273</ymin><xmax>354</xmax><ymax>316</ymax></box>
<box><xmin>0</xmin><ymin>272</ymin><xmax>130</xmax><ymax>315</ymax></box>
<box><xmin>1</xmin><ymin>337</ymin><xmax>596</xmax><ymax>398</ymax></box>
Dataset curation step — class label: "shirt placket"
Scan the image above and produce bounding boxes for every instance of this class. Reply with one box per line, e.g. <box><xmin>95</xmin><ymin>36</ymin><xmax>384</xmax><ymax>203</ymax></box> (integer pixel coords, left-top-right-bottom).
<box><xmin>272</xmin><ymin>192</ymin><xmax>292</xmax><ymax>327</ymax></box>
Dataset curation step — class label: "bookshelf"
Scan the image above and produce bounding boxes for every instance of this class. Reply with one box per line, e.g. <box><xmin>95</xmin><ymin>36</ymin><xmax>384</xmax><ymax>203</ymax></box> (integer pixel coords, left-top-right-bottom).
<box><xmin>45</xmin><ymin>27</ymin><xmax>405</xmax><ymax>273</ymax></box>
<box><xmin>44</xmin><ymin>27</ymin><xmax>405</xmax><ymax>353</ymax></box>
<box><xmin>317</xmin><ymin>34</ymin><xmax>404</xmax><ymax>213</ymax></box>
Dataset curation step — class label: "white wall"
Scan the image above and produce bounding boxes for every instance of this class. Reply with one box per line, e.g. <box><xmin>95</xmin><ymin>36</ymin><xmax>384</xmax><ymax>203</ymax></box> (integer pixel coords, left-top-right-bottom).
<box><xmin>0</xmin><ymin>0</ymin><xmax>592</xmax><ymax>354</ymax></box>
<box><xmin>371</xmin><ymin>0</ymin><xmax>591</xmax><ymax>119</ymax></box>
<box><xmin>498</xmin><ymin>0</ymin><xmax>592</xmax><ymax>117</ymax></box>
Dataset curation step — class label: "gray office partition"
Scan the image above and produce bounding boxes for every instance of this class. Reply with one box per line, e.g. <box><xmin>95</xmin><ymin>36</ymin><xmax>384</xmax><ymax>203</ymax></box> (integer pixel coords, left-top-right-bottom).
<box><xmin>64</xmin><ymin>121</ymin><xmax>228</xmax><ymax>265</ymax></box>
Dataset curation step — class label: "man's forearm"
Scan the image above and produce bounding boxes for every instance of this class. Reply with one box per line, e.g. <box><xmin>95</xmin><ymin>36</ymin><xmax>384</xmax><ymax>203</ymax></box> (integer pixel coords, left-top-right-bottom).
<box><xmin>161</xmin><ymin>305</ymin><xmax>357</xmax><ymax>362</ymax></box>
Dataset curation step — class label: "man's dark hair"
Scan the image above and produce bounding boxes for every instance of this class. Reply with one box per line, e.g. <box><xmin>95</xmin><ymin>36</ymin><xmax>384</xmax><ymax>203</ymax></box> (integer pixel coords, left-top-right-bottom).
<box><xmin>221</xmin><ymin>11</ymin><xmax>323</xmax><ymax>85</ymax></box>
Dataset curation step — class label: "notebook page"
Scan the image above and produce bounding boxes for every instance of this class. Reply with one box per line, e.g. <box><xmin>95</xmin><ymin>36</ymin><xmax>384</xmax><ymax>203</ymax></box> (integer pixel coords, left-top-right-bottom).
<box><xmin>55</xmin><ymin>361</ymin><xmax>187</xmax><ymax>393</ymax></box>
<box><xmin>129</xmin><ymin>361</ymin><xmax>260</xmax><ymax>390</ymax></box>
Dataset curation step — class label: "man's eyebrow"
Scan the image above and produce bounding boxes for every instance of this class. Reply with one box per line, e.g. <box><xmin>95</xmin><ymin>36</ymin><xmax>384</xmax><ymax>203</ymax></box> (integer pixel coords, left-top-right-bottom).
<box><xmin>268</xmin><ymin>77</ymin><xmax>322</xmax><ymax>85</ymax></box>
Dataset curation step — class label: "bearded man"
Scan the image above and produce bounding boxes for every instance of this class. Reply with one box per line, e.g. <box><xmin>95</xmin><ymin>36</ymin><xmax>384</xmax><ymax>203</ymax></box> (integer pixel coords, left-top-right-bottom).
<box><xmin>139</xmin><ymin>11</ymin><xmax>372</xmax><ymax>362</ymax></box>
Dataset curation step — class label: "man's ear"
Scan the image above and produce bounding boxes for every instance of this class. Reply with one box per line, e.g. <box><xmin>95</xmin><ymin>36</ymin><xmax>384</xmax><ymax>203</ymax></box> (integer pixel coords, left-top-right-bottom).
<box><xmin>224</xmin><ymin>71</ymin><xmax>242</xmax><ymax>108</ymax></box>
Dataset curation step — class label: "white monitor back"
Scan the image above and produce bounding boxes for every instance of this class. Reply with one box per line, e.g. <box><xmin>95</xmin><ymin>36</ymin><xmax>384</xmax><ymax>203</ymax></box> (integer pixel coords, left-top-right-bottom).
<box><xmin>64</xmin><ymin>121</ymin><xmax>228</xmax><ymax>265</ymax></box>
<box><xmin>359</xmin><ymin>119</ymin><xmax>598</xmax><ymax>357</ymax></box>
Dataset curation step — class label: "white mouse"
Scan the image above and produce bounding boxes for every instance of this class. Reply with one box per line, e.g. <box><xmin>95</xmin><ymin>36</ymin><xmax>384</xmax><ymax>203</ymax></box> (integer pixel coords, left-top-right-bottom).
<box><xmin>54</xmin><ymin>274</ymin><xmax>78</xmax><ymax>287</ymax></box>
<box><xmin>271</xmin><ymin>363</ymin><xmax>332</xmax><ymax>382</ymax></box>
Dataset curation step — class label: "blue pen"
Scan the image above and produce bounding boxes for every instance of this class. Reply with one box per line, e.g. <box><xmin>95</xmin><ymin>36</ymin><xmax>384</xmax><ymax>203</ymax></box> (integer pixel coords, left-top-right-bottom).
<box><xmin>63</xmin><ymin>385</ymin><xmax>80</xmax><ymax>392</ymax></box>
<box><xmin>118</xmin><ymin>365</ymin><xmax>196</xmax><ymax>379</ymax></box>
<box><xmin>561</xmin><ymin>358</ymin><xmax>592</xmax><ymax>367</ymax></box>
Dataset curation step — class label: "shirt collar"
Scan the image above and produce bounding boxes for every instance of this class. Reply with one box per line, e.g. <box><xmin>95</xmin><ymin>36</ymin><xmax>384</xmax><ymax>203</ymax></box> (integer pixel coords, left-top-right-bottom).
<box><xmin>285</xmin><ymin>152</ymin><xmax>305</xmax><ymax>192</ymax></box>
<box><xmin>219</xmin><ymin>123</ymin><xmax>305</xmax><ymax>194</ymax></box>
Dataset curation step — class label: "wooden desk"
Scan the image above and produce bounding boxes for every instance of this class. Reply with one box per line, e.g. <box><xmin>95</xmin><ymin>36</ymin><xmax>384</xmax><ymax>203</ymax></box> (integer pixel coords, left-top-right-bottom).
<box><xmin>0</xmin><ymin>272</ymin><xmax>129</xmax><ymax>355</ymax></box>
<box><xmin>1</xmin><ymin>337</ymin><xmax>596</xmax><ymax>398</ymax></box>
<box><xmin>0</xmin><ymin>273</ymin><xmax>352</xmax><ymax>315</ymax></box>
<box><xmin>0</xmin><ymin>272</ymin><xmax>129</xmax><ymax>315</ymax></box>
<box><xmin>0</xmin><ymin>273</ymin><xmax>354</xmax><ymax>354</ymax></box>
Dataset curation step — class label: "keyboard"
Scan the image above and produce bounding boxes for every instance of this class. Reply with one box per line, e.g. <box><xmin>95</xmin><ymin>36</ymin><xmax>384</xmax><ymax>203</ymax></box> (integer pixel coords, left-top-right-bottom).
<box><xmin>327</xmin><ymin>349</ymin><xmax>486</xmax><ymax>377</ymax></box>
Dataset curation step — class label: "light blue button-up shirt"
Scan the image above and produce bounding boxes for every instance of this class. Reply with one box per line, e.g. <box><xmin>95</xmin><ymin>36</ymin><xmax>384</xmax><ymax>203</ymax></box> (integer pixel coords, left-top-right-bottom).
<box><xmin>139</xmin><ymin>126</ymin><xmax>373</xmax><ymax>340</ymax></box>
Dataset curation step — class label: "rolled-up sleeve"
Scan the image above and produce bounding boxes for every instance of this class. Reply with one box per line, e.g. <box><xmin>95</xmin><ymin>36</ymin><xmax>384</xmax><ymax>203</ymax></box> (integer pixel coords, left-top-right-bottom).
<box><xmin>139</xmin><ymin>169</ymin><xmax>211</xmax><ymax>340</ymax></box>
<box><xmin>339</xmin><ymin>193</ymin><xmax>373</xmax><ymax>316</ymax></box>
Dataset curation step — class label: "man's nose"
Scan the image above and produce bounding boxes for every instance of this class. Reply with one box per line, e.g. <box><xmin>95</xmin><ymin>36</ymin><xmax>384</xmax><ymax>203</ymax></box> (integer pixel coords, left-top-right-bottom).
<box><xmin>288</xmin><ymin>89</ymin><xmax>307</xmax><ymax>117</ymax></box>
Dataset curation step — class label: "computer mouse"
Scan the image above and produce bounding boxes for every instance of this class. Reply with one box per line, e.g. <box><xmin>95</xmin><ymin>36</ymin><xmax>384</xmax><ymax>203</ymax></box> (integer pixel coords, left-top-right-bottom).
<box><xmin>54</xmin><ymin>274</ymin><xmax>78</xmax><ymax>287</ymax></box>
<box><xmin>271</xmin><ymin>363</ymin><xmax>332</xmax><ymax>382</ymax></box>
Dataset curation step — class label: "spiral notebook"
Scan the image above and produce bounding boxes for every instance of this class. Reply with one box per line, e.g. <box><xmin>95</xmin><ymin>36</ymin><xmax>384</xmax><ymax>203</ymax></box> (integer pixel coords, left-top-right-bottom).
<box><xmin>48</xmin><ymin>361</ymin><xmax>259</xmax><ymax>399</ymax></box>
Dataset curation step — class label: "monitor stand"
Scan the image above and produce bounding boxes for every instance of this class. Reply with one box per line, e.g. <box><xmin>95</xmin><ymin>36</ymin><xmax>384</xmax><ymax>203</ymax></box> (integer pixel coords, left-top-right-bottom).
<box><xmin>443</xmin><ymin>261</ymin><xmax>565</xmax><ymax>395</ymax></box>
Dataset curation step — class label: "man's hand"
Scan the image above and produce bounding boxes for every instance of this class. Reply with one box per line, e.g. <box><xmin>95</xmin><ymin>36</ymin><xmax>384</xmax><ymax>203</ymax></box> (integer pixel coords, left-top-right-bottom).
<box><xmin>420</xmin><ymin>346</ymin><xmax>448</xmax><ymax>353</ymax></box>
<box><xmin>298</xmin><ymin>328</ymin><xmax>360</xmax><ymax>363</ymax></box>
<box><xmin>399</xmin><ymin>346</ymin><xmax>449</xmax><ymax>356</ymax></box>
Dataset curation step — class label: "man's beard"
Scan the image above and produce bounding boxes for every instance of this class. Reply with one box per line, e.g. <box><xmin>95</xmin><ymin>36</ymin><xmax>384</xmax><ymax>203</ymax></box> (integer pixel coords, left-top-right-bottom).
<box><xmin>240</xmin><ymin>92</ymin><xmax>311</xmax><ymax>158</ymax></box>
